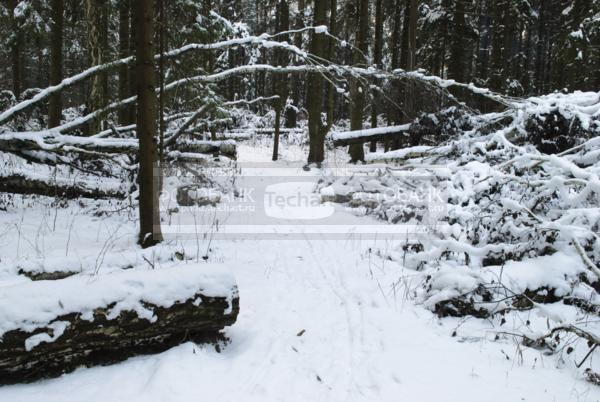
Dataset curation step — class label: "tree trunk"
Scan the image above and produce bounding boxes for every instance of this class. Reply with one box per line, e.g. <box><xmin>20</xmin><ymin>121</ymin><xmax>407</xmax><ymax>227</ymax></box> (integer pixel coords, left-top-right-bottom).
<box><xmin>157</xmin><ymin>0</ymin><xmax>166</xmax><ymax>165</ymax></box>
<box><xmin>390</xmin><ymin>0</ymin><xmax>403</xmax><ymax>71</ymax></box>
<box><xmin>272</xmin><ymin>0</ymin><xmax>290</xmax><ymax>162</ymax></box>
<box><xmin>86</xmin><ymin>0</ymin><xmax>107</xmax><ymax>135</ymax></box>
<box><xmin>348</xmin><ymin>0</ymin><xmax>368</xmax><ymax>163</ymax></box>
<box><xmin>9</xmin><ymin>0</ymin><xmax>22</xmax><ymax>98</ymax></box>
<box><xmin>369</xmin><ymin>0</ymin><xmax>383</xmax><ymax>152</ymax></box>
<box><xmin>288</xmin><ymin>0</ymin><xmax>306</xmax><ymax>129</ymax></box>
<box><xmin>403</xmin><ymin>0</ymin><xmax>418</xmax><ymax>120</ymax></box>
<box><xmin>448</xmin><ymin>0</ymin><xmax>466</xmax><ymax>83</ymax></box>
<box><xmin>100</xmin><ymin>1</ymin><xmax>110</xmax><ymax>108</ymax></box>
<box><xmin>326</xmin><ymin>0</ymin><xmax>338</xmax><ymax>128</ymax></box>
<box><xmin>48</xmin><ymin>0</ymin><xmax>64</xmax><ymax>128</ymax></box>
<box><xmin>306</xmin><ymin>0</ymin><xmax>328</xmax><ymax>164</ymax></box>
<box><xmin>535</xmin><ymin>0</ymin><xmax>547</xmax><ymax>94</ymax></box>
<box><xmin>129</xmin><ymin>0</ymin><xmax>138</xmax><ymax>124</ymax></box>
<box><xmin>135</xmin><ymin>0</ymin><xmax>163</xmax><ymax>248</ymax></box>
<box><xmin>118</xmin><ymin>0</ymin><xmax>131</xmax><ymax>125</ymax></box>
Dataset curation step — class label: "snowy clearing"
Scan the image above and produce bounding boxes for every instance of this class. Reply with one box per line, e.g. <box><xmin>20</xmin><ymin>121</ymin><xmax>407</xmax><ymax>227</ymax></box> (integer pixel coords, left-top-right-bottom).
<box><xmin>0</xmin><ymin>143</ymin><xmax>598</xmax><ymax>402</ymax></box>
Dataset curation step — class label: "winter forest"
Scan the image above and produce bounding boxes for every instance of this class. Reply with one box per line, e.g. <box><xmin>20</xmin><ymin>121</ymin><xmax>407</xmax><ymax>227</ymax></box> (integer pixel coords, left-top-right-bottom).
<box><xmin>0</xmin><ymin>0</ymin><xmax>599</xmax><ymax>400</ymax></box>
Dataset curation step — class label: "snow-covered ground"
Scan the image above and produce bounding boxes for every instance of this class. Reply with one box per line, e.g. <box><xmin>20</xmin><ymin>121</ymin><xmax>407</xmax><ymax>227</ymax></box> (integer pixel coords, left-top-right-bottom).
<box><xmin>1</xmin><ymin>142</ymin><xmax>599</xmax><ymax>402</ymax></box>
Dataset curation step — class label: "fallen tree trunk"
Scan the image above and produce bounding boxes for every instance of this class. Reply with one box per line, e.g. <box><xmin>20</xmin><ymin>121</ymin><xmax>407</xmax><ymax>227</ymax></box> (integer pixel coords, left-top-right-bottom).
<box><xmin>0</xmin><ymin>131</ymin><xmax>138</xmax><ymax>154</ymax></box>
<box><xmin>176</xmin><ymin>140</ymin><xmax>237</xmax><ymax>159</ymax></box>
<box><xmin>0</xmin><ymin>265</ymin><xmax>239</xmax><ymax>385</ymax></box>
<box><xmin>0</xmin><ymin>132</ymin><xmax>236</xmax><ymax>160</ymax></box>
<box><xmin>330</xmin><ymin>124</ymin><xmax>410</xmax><ymax>147</ymax></box>
<box><xmin>0</xmin><ymin>173</ymin><xmax>126</xmax><ymax>199</ymax></box>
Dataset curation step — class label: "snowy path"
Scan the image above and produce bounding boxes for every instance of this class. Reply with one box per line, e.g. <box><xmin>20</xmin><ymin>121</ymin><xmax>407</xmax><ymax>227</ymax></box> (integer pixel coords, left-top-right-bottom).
<box><xmin>1</xmin><ymin>144</ymin><xmax>599</xmax><ymax>401</ymax></box>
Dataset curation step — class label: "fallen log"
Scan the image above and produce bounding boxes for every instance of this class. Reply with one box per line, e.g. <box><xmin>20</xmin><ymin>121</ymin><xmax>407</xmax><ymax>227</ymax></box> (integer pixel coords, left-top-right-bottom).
<box><xmin>177</xmin><ymin>140</ymin><xmax>237</xmax><ymax>159</ymax></box>
<box><xmin>0</xmin><ymin>265</ymin><xmax>239</xmax><ymax>385</ymax></box>
<box><xmin>0</xmin><ymin>131</ymin><xmax>138</xmax><ymax>154</ymax></box>
<box><xmin>329</xmin><ymin>124</ymin><xmax>410</xmax><ymax>147</ymax></box>
<box><xmin>0</xmin><ymin>173</ymin><xmax>126</xmax><ymax>199</ymax></box>
<box><xmin>0</xmin><ymin>132</ymin><xmax>236</xmax><ymax>159</ymax></box>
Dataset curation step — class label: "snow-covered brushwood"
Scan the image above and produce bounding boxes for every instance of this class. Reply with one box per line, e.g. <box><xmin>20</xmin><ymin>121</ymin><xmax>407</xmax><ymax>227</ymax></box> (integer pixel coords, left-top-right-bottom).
<box><xmin>0</xmin><ymin>264</ymin><xmax>239</xmax><ymax>385</ymax></box>
<box><xmin>318</xmin><ymin>92</ymin><xmax>600</xmax><ymax>322</ymax></box>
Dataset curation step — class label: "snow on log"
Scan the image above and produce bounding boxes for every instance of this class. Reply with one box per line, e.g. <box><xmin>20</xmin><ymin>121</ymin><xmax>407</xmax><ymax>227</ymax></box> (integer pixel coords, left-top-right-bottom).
<box><xmin>176</xmin><ymin>139</ymin><xmax>237</xmax><ymax>159</ymax></box>
<box><xmin>0</xmin><ymin>131</ymin><xmax>138</xmax><ymax>154</ymax></box>
<box><xmin>0</xmin><ymin>265</ymin><xmax>239</xmax><ymax>385</ymax></box>
<box><xmin>329</xmin><ymin>124</ymin><xmax>410</xmax><ymax>146</ymax></box>
<box><xmin>0</xmin><ymin>131</ymin><xmax>236</xmax><ymax>161</ymax></box>
<box><xmin>0</xmin><ymin>173</ymin><xmax>126</xmax><ymax>199</ymax></box>
<box><xmin>364</xmin><ymin>145</ymin><xmax>444</xmax><ymax>162</ymax></box>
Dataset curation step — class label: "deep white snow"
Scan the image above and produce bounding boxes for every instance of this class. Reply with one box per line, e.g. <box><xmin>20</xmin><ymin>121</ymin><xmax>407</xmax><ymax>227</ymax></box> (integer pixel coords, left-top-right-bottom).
<box><xmin>0</xmin><ymin>142</ymin><xmax>599</xmax><ymax>402</ymax></box>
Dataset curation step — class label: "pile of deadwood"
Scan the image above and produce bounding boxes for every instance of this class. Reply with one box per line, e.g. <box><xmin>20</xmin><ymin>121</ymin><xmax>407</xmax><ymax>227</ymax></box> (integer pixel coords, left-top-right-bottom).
<box><xmin>323</xmin><ymin>92</ymin><xmax>600</xmax><ymax>364</ymax></box>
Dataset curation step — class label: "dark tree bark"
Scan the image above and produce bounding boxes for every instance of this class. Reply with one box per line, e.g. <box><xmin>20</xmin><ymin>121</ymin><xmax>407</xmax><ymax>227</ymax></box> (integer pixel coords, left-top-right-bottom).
<box><xmin>288</xmin><ymin>0</ymin><xmax>306</xmax><ymax>129</ymax></box>
<box><xmin>100</xmin><ymin>1</ymin><xmax>110</xmax><ymax>108</ymax></box>
<box><xmin>390</xmin><ymin>0</ymin><xmax>403</xmax><ymax>71</ymax></box>
<box><xmin>135</xmin><ymin>0</ymin><xmax>163</xmax><ymax>248</ymax></box>
<box><xmin>476</xmin><ymin>1</ymin><xmax>491</xmax><ymax>81</ymax></box>
<box><xmin>129</xmin><ymin>0</ymin><xmax>138</xmax><ymax>124</ymax></box>
<box><xmin>448</xmin><ymin>0</ymin><xmax>467</xmax><ymax>83</ymax></box>
<box><xmin>369</xmin><ymin>0</ymin><xmax>384</xmax><ymax>152</ymax></box>
<box><xmin>489</xmin><ymin>0</ymin><xmax>506</xmax><ymax>91</ymax></box>
<box><xmin>326</xmin><ymin>0</ymin><xmax>338</xmax><ymax>128</ymax></box>
<box><xmin>348</xmin><ymin>0</ymin><xmax>369</xmax><ymax>163</ymax></box>
<box><xmin>403</xmin><ymin>0</ymin><xmax>418</xmax><ymax>120</ymax></box>
<box><xmin>306</xmin><ymin>0</ymin><xmax>328</xmax><ymax>164</ymax></box>
<box><xmin>86</xmin><ymin>0</ymin><xmax>107</xmax><ymax>134</ymax></box>
<box><xmin>387</xmin><ymin>0</ymin><xmax>404</xmax><ymax>134</ymax></box>
<box><xmin>399</xmin><ymin>0</ymin><xmax>411</xmax><ymax>70</ymax></box>
<box><xmin>272</xmin><ymin>0</ymin><xmax>290</xmax><ymax>161</ymax></box>
<box><xmin>118</xmin><ymin>0</ymin><xmax>131</xmax><ymax>125</ymax></box>
<box><xmin>407</xmin><ymin>0</ymin><xmax>418</xmax><ymax>71</ymax></box>
<box><xmin>48</xmin><ymin>0</ymin><xmax>64</xmax><ymax>128</ymax></box>
<box><xmin>9</xmin><ymin>0</ymin><xmax>22</xmax><ymax>98</ymax></box>
<box><xmin>158</xmin><ymin>0</ymin><xmax>166</xmax><ymax>161</ymax></box>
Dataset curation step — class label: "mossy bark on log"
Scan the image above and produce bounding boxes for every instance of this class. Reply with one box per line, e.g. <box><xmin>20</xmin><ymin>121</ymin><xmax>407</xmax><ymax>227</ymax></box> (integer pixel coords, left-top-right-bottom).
<box><xmin>0</xmin><ymin>292</ymin><xmax>239</xmax><ymax>385</ymax></box>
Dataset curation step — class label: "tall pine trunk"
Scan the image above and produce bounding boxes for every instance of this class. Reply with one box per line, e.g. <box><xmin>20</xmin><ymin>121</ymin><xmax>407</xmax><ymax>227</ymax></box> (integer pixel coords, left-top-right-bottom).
<box><xmin>369</xmin><ymin>0</ymin><xmax>383</xmax><ymax>153</ymax></box>
<box><xmin>448</xmin><ymin>0</ymin><xmax>466</xmax><ymax>83</ymax></box>
<box><xmin>86</xmin><ymin>0</ymin><xmax>107</xmax><ymax>135</ymax></box>
<box><xmin>9</xmin><ymin>0</ymin><xmax>22</xmax><ymax>98</ymax></box>
<box><xmin>348</xmin><ymin>0</ymin><xmax>368</xmax><ymax>163</ymax></box>
<box><xmin>326</xmin><ymin>0</ymin><xmax>338</xmax><ymax>128</ymax></box>
<box><xmin>306</xmin><ymin>0</ymin><xmax>328</xmax><ymax>164</ymax></box>
<box><xmin>404</xmin><ymin>0</ymin><xmax>418</xmax><ymax>119</ymax></box>
<box><xmin>118</xmin><ymin>0</ymin><xmax>131</xmax><ymax>126</ymax></box>
<box><xmin>135</xmin><ymin>0</ymin><xmax>163</xmax><ymax>248</ymax></box>
<box><xmin>272</xmin><ymin>0</ymin><xmax>290</xmax><ymax>161</ymax></box>
<box><xmin>48</xmin><ymin>0</ymin><xmax>64</xmax><ymax>128</ymax></box>
<box><xmin>288</xmin><ymin>0</ymin><xmax>306</xmax><ymax>129</ymax></box>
